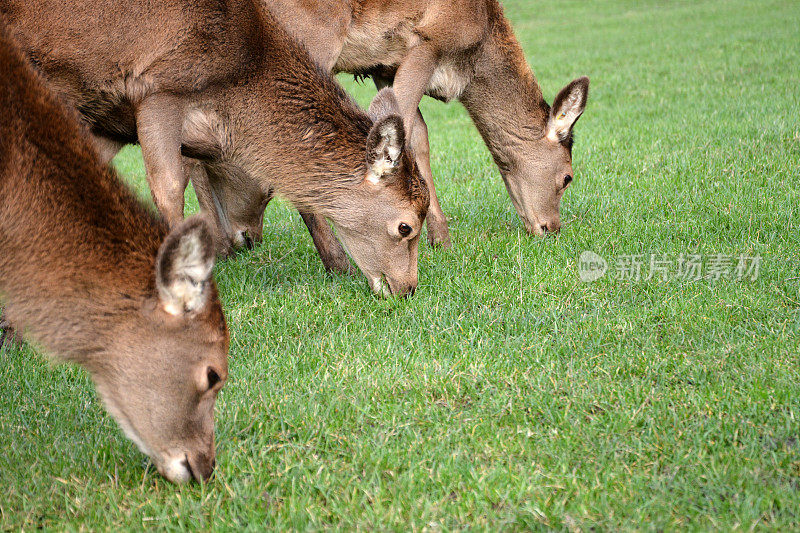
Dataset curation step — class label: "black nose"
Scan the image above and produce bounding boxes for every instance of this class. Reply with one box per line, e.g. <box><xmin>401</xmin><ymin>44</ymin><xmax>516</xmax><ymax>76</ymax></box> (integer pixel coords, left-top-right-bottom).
<box><xmin>242</xmin><ymin>232</ymin><xmax>254</xmax><ymax>250</ymax></box>
<box><xmin>541</xmin><ymin>223</ymin><xmax>549</xmax><ymax>233</ymax></box>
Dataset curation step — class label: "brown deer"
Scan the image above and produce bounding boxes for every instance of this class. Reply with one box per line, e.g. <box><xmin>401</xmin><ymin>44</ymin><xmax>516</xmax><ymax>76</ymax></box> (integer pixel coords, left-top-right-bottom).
<box><xmin>0</xmin><ymin>26</ymin><xmax>229</xmax><ymax>484</ymax></box>
<box><xmin>1</xmin><ymin>0</ymin><xmax>428</xmax><ymax>296</ymax></box>
<box><xmin>265</xmin><ymin>0</ymin><xmax>590</xmax><ymax>246</ymax></box>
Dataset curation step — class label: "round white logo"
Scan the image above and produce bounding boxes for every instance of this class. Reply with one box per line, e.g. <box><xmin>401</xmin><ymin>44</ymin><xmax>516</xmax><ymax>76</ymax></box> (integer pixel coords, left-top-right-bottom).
<box><xmin>579</xmin><ymin>251</ymin><xmax>608</xmax><ymax>282</ymax></box>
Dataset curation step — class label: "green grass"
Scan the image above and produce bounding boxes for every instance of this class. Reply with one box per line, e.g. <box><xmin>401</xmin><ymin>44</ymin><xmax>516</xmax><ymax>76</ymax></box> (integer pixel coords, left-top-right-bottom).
<box><xmin>2</xmin><ymin>0</ymin><xmax>800</xmax><ymax>529</ymax></box>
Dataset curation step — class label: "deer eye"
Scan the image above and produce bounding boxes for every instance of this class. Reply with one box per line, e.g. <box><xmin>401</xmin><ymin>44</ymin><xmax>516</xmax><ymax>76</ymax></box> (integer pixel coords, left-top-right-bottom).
<box><xmin>563</xmin><ymin>174</ymin><xmax>573</xmax><ymax>188</ymax></box>
<box><xmin>398</xmin><ymin>223</ymin><xmax>412</xmax><ymax>237</ymax></box>
<box><xmin>207</xmin><ymin>368</ymin><xmax>221</xmax><ymax>390</ymax></box>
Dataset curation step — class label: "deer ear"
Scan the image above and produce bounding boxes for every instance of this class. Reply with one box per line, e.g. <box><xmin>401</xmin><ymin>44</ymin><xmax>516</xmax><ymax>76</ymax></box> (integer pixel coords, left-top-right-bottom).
<box><xmin>367</xmin><ymin>87</ymin><xmax>401</xmax><ymax>121</ymax></box>
<box><xmin>155</xmin><ymin>215</ymin><xmax>215</xmax><ymax>316</ymax></box>
<box><xmin>547</xmin><ymin>76</ymin><xmax>589</xmax><ymax>142</ymax></box>
<box><xmin>365</xmin><ymin>115</ymin><xmax>405</xmax><ymax>184</ymax></box>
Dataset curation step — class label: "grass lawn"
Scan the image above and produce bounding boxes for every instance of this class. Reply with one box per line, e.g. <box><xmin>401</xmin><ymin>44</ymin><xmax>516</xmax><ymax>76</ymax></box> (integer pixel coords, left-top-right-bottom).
<box><xmin>2</xmin><ymin>0</ymin><xmax>800</xmax><ymax>529</ymax></box>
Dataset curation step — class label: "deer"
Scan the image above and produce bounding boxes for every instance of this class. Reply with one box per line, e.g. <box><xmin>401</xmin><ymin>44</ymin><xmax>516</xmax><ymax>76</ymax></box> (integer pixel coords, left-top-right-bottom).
<box><xmin>1</xmin><ymin>0</ymin><xmax>429</xmax><ymax>296</ymax></box>
<box><xmin>0</xmin><ymin>26</ymin><xmax>230</xmax><ymax>484</ymax></box>
<box><xmin>264</xmin><ymin>0</ymin><xmax>590</xmax><ymax>249</ymax></box>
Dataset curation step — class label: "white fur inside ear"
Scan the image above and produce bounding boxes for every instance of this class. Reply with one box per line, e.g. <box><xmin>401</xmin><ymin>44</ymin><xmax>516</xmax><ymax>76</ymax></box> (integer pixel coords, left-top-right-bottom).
<box><xmin>379</xmin><ymin>123</ymin><xmax>402</xmax><ymax>162</ymax></box>
<box><xmin>175</xmin><ymin>234</ymin><xmax>212</xmax><ymax>281</ymax></box>
<box><xmin>550</xmin><ymin>88</ymin><xmax>585</xmax><ymax>140</ymax></box>
<box><xmin>159</xmin><ymin>232</ymin><xmax>213</xmax><ymax>315</ymax></box>
<box><xmin>163</xmin><ymin>301</ymin><xmax>183</xmax><ymax>316</ymax></box>
<box><xmin>368</xmin><ymin>157</ymin><xmax>397</xmax><ymax>183</ymax></box>
<box><xmin>369</xmin><ymin>122</ymin><xmax>403</xmax><ymax>182</ymax></box>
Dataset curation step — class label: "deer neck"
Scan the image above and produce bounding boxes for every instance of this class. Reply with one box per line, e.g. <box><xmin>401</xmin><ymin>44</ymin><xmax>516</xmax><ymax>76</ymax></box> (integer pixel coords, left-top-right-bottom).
<box><xmin>222</xmin><ymin>68</ymin><xmax>374</xmax><ymax>218</ymax></box>
<box><xmin>459</xmin><ymin>16</ymin><xmax>550</xmax><ymax>171</ymax></box>
<box><xmin>269</xmin><ymin>151</ymin><xmax>369</xmax><ymax>217</ymax></box>
<box><xmin>192</xmin><ymin>16</ymin><xmax>376</xmax><ymax>220</ymax></box>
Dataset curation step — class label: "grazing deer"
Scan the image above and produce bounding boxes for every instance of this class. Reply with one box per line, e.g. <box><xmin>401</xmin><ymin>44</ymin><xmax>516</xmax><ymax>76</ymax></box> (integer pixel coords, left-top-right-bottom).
<box><xmin>1</xmin><ymin>0</ymin><xmax>428</xmax><ymax>296</ymax></box>
<box><xmin>265</xmin><ymin>0</ymin><xmax>590</xmax><ymax>245</ymax></box>
<box><xmin>0</xmin><ymin>27</ymin><xmax>229</xmax><ymax>484</ymax></box>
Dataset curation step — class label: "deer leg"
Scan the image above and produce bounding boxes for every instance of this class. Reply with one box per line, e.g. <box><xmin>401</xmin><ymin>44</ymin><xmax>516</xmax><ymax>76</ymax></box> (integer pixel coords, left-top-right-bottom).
<box><xmin>256</xmin><ymin>188</ymin><xmax>351</xmax><ymax>273</ymax></box>
<box><xmin>185</xmin><ymin>159</ymin><xmax>232</xmax><ymax>256</ymax></box>
<box><xmin>408</xmin><ymin>110</ymin><xmax>450</xmax><ymax>247</ymax></box>
<box><xmin>299</xmin><ymin>211</ymin><xmax>353</xmax><ymax>274</ymax></box>
<box><xmin>136</xmin><ymin>95</ymin><xmax>187</xmax><ymax>228</ymax></box>
<box><xmin>378</xmin><ymin>45</ymin><xmax>451</xmax><ymax>247</ymax></box>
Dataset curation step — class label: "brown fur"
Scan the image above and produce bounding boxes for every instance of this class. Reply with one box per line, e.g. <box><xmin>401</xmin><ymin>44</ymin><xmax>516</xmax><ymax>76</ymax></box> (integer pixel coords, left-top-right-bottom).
<box><xmin>264</xmin><ymin>0</ymin><xmax>589</xmax><ymax>238</ymax></box>
<box><xmin>1</xmin><ymin>0</ymin><xmax>428</xmax><ymax>296</ymax></box>
<box><xmin>0</xmin><ymin>26</ymin><xmax>229</xmax><ymax>483</ymax></box>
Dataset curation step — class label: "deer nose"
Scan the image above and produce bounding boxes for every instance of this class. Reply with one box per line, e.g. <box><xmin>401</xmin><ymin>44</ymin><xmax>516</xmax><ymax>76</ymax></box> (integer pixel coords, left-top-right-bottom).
<box><xmin>241</xmin><ymin>231</ymin><xmax>254</xmax><ymax>250</ymax></box>
<box><xmin>386</xmin><ymin>276</ymin><xmax>417</xmax><ymax>298</ymax></box>
<box><xmin>183</xmin><ymin>453</ymin><xmax>215</xmax><ymax>482</ymax></box>
<box><xmin>549</xmin><ymin>220</ymin><xmax>561</xmax><ymax>233</ymax></box>
<box><xmin>538</xmin><ymin>220</ymin><xmax>561</xmax><ymax>235</ymax></box>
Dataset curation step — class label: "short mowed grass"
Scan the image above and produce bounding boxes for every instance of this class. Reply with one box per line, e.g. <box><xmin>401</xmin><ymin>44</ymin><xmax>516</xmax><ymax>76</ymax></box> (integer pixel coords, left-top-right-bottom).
<box><xmin>2</xmin><ymin>0</ymin><xmax>800</xmax><ymax>529</ymax></box>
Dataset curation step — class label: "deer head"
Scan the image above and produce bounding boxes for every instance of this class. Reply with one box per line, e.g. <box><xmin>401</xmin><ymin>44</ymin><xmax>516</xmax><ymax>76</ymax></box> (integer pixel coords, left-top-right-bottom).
<box><xmin>90</xmin><ymin>217</ymin><xmax>229</xmax><ymax>483</ymax></box>
<box><xmin>500</xmin><ymin>77</ymin><xmax>589</xmax><ymax>235</ymax></box>
<box><xmin>327</xmin><ymin>89</ymin><xmax>429</xmax><ymax>296</ymax></box>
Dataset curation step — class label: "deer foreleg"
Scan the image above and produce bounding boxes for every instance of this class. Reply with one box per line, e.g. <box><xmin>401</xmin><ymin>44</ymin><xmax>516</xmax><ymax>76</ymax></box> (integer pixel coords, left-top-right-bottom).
<box><xmin>299</xmin><ymin>211</ymin><xmax>353</xmax><ymax>274</ymax></box>
<box><xmin>184</xmin><ymin>159</ymin><xmax>229</xmax><ymax>256</ymax></box>
<box><xmin>380</xmin><ymin>45</ymin><xmax>451</xmax><ymax>248</ymax></box>
<box><xmin>136</xmin><ymin>95</ymin><xmax>187</xmax><ymax>228</ymax></box>
<box><xmin>408</xmin><ymin>109</ymin><xmax>450</xmax><ymax>248</ymax></box>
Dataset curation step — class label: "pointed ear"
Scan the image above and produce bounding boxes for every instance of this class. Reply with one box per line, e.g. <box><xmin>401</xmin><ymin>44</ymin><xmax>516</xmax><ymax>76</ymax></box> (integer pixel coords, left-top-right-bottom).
<box><xmin>365</xmin><ymin>115</ymin><xmax>405</xmax><ymax>183</ymax></box>
<box><xmin>367</xmin><ymin>88</ymin><xmax>401</xmax><ymax>121</ymax></box>
<box><xmin>155</xmin><ymin>215</ymin><xmax>216</xmax><ymax>316</ymax></box>
<box><xmin>547</xmin><ymin>76</ymin><xmax>589</xmax><ymax>142</ymax></box>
